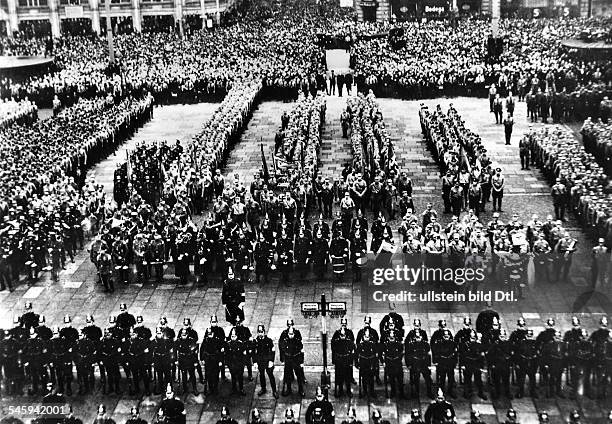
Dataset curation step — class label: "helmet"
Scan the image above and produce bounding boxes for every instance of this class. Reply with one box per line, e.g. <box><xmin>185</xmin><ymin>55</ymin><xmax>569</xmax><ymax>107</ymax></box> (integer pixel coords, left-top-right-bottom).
<box><xmin>569</xmin><ymin>410</ymin><xmax>580</xmax><ymax>423</ymax></box>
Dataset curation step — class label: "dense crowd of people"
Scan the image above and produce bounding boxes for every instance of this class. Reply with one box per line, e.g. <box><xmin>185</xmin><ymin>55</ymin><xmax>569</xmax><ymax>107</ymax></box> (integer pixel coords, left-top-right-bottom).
<box><xmin>0</xmin><ymin>98</ymin><xmax>38</xmax><ymax>129</ymax></box>
<box><xmin>0</xmin><ymin>11</ymin><xmax>610</xmax><ymax>112</ymax></box>
<box><xmin>0</xmin><ymin>93</ymin><xmax>154</xmax><ymax>291</ymax></box>
<box><xmin>352</xmin><ymin>18</ymin><xmax>612</xmax><ymax>109</ymax></box>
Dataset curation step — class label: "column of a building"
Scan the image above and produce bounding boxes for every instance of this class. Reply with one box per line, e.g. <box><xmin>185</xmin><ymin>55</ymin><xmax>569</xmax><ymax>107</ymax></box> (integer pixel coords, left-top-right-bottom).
<box><xmin>131</xmin><ymin>0</ymin><xmax>141</xmax><ymax>32</ymax></box>
<box><xmin>6</xmin><ymin>0</ymin><xmax>18</xmax><ymax>35</ymax></box>
<box><xmin>174</xmin><ymin>0</ymin><xmax>183</xmax><ymax>35</ymax></box>
<box><xmin>90</xmin><ymin>0</ymin><xmax>100</xmax><ymax>34</ymax></box>
<box><xmin>48</xmin><ymin>0</ymin><xmax>61</xmax><ymax>37</ymax></box>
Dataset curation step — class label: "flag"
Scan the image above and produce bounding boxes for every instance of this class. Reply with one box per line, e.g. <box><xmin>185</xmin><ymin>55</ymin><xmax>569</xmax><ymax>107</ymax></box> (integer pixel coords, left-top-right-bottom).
<box><xmin>261</xmin><ymin>142</ymin><xmax>270</xmax><ymax>182</ymax></box>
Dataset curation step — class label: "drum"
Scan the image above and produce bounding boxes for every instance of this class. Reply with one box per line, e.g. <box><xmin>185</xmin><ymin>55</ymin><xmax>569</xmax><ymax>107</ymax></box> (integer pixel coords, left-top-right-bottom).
<box><xmin>331</xmin><ymin>255</ymin><xmax>345</xmax><ymax>274</ymax></box>
<box><xmin>356</xmin><ymin>253</ymin><xmax>368</xmax><ymax>267</ymax></box>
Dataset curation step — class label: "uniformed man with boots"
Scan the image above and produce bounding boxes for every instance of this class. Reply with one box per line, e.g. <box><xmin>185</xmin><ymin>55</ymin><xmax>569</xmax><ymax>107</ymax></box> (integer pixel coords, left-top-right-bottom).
<box><xmin>176</xmin><ymin>329</ymin><xmax>199</xmax><ymax>395</ymax></box>
<box><xmin>405</xmin><ymin>330</ymin><xmax>433</xmax><ymax>399</ymax></box>
<box><xmin>178</xmin><ymin>318</ymin><xmax>205</xmax><ymax>385</ymax></box>
<box><xmin>151</xmin><ymin>327</ymin><xmax>173</xmax><ymax>395</ymax></box>
<box><xmin>331</xmin><ymin>326</ymin><xmax>355</xmax><ymax>397</ymax></box>
<box><xmin>541</xmin><ymin>330</ymin><xmax>567</xmax><ymax>398</ymax></box>
<box><xmin>459</xmin><ymin>330</ymin><xmax>487</xmax><ymax>400</ymax></box>
<box><xmin>129</xmin><ymin>328</ymin><xmax>152</xmax><ymax>396</ymax></box>
<box><xmin>252</xmin><ymin>325</ymin><xmax>278</xmax><ymax>398</ymax></box>
<box><xmin>233</xmin><ymin>317</ymin><xmax>254</xmax><ymax>382</ymax></box>
<box><xmin>355</xmin><ymin>328</ymin><xmax>377</xmax><ymax>399</ymax></box>
<box><xmin>222</xmin><ymin>268</ymin><xmax>245</xmax><ymax>325</ymax></box>
<box><xmin>433</xmin><ymin>329</ymin><xmax>457</xmax><ymax>398</ymax></box>
<box><xmin>280</xmin><ymin>327</ymin><xmax>305</xmax><ymax>396</ymax></box>
<box><xmin>226</xmin><ymin>328</ymin><xmax>247</xmax><ymax>395</ymax></box>
<box><xmin>382</xmin><ymin>329</ymin><xmax>404</xmax><ymax>399</ymax></box>
<box><xmin>515</xmin><ymin>330</ymin><xmax>539</xmax><ymax>399</ymax></box>
<box><xmin>100</xmin><ymin>328</ymin><xmax>121</xmax><ymax>395</ymax></box>
<box><xmin>486</xmin><ymin>329</ymin><xmax>513</xmax><ymax>399</ymax></box>
<box><xmin>75</xmin><ymin>329</ymin><xmax>96</xmax><ymax>395</ymax></box>
<box><xmin>199</xmin><ymin>327</ymin><xmax>223</xmax><ymax>395</ymax></box>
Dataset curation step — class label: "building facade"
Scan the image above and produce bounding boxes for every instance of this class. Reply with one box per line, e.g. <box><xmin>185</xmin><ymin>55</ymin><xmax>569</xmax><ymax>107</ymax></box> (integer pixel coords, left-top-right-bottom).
<box><xmin>0</xmin><ymin>0</ymin><xmax>232</xmax><ymax>37</ymax></box>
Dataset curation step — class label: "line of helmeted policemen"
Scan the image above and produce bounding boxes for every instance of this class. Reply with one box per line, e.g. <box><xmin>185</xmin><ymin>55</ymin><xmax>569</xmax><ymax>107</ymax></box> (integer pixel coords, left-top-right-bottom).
<box><xmin>329</xmin><ymin>307</ymin><xmax>612</xmax><ymax>403</ymax></box>
<box><xmin>1</xmin><ymin>302</ymin><xmax>307</xmax><ymax>403</ymax></box>
<box><xmin>5</xmin><ymin>303</ymin><xmax>612</xmax><ymax>424</ymax></box>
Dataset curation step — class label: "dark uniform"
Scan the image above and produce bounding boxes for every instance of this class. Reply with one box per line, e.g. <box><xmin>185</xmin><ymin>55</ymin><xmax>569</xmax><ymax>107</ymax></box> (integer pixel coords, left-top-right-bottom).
<box><xmin>405</xmin><ymin>332</ymin><xmax>433</xmax><ymax>399</ymax></box>
<box><xmin>382</xmin><ymin>332</ymin><xmax>404</xmax><ymax>398</ymax></box>
<box><xmin>355</xmin><ymin>328</ymin><xmax>378</xmax><ymax>398</ymax></box>
<box><xmin>199</xmin><ymin>328</ymin><xmax>224</xmax><ymax>395</ymax></box>
<box><xmin>222</xmin><ymin>271</ymin><xmax>245</xmax><ymax>325</ymax></box>
<box><xmin>541</xmin><ymin>332</ymin><xmax>567</xmax><ymax>398</ymax></box>
<box><xmin>305</xmin><ymin>389</ymin><xmax>335</xmax><ymax>424</ymax></box>
<box><xmin>331</xmin><ymin>328</ymin><xmax>355</xmax><ymax>397</ymax></box>
<box><xmin>151</xmin><ymin>328</ymin><xmax>173</xmax><ymax>395</ymax></box>
<box><xmin>432</xmin><ymin>330</ymin><xmax>457</xmax><ymax>397</ymax></box>
<box><xmin>487</xmin><ymin>331</ymin><xmax>513</xmax><ymax>399</ymax></box>
<box><xmin>225</xmin><ymin>330</ymin><xmax>247</xmax><ymax>395</ymax></box>
<box><xmin>175</xmin><ymin>332</ymin><xmax>199</xmax><ymax>394</ymax></box>
<box><xmin>280</xmin><ymin>329</ymin><xmax>305</xmax><ymax>396</ymax></box>
<box><xmin>129</xmin><ymin>331</ymin><xmax>152</xmax><ymax>396</ymax></box>
<box><xmin>252</xmin><ymin>325</ymin><xmax>277</xmax><ymax>397</ymax></box>
<box><xmin>158</xmin><ymin>388</ymin><xmax>186</xmax><ymax>424</ymax></box>
<box><xmin>424</xmin><ymin>395</ymin><xmax>456</xmax><ymax>424</ymax></box>
<box><xmin>458</xmin><ymin>332</ymin><xmax>487</xmax><ymax>399</ymax></box>
<box><xmin>515</xmin><ymin>331</ymin><xmax>539</xmax><ymax>398</ymax></box>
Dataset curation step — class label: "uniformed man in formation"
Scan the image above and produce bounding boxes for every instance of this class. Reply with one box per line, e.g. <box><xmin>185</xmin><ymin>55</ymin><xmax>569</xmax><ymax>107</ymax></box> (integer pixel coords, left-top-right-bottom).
<box><xmin>11</xmin><ymin>305</ymin><xmax>612</xmax><ymax>408</ymax></box>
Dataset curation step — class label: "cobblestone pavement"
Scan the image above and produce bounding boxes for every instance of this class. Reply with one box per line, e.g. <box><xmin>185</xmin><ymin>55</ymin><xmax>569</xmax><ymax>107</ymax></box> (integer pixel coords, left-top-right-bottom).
<box><xmin>1</xmin><ymin>97</ymin><xmax>611</xmax><ymax>424</ymax></box>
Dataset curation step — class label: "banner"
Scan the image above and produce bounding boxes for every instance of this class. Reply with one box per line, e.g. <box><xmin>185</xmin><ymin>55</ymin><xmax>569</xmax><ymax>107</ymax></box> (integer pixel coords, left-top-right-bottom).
<box><xmin>64</xmin><ymin>6</ymin><xmax>84</xmax><ymax>18</ymax></box>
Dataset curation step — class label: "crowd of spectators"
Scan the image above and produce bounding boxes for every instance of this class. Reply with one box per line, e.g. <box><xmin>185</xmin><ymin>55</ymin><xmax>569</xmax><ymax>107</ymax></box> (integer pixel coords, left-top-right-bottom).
<box><xmin>352</xmin><ymin>18</ymin><xmax>612</xmax><ymax>107</ymax></box>
<box><xmin>0</xmin><ymin>98</ymin><xmax>38</xmax><ymax>129</ymax></box>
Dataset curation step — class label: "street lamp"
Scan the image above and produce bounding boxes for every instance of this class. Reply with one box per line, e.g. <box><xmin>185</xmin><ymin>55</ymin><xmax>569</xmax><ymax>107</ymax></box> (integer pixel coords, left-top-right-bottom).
<box><xmin>301</xmin><ymin>294</ymin><xmax>347</xmax><ymax>390</ymax></box>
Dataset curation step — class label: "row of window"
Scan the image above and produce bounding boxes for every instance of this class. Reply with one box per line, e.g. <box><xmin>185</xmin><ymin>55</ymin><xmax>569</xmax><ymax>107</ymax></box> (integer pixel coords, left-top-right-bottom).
<box><xmin>17</xmin><ymin>0</ymin><xmax>174</xmax><ymax>7</ymax></box>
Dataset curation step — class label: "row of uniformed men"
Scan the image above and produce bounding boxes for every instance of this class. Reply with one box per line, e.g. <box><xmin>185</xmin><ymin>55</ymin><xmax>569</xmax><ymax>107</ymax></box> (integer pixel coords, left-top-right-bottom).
<box><xmin>9</xmin><ymin>302</ymin><xmax>612</xmax><ymax>403</ymax></box>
